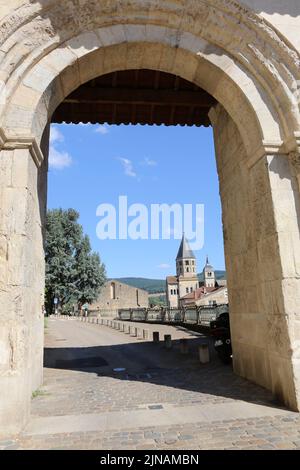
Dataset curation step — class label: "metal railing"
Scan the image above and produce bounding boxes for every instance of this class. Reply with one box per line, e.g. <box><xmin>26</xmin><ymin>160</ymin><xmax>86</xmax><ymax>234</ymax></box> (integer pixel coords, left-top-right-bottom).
<box><xmin>118</xmin><ymin>304</ymin><xmax>229</xmax><ymax>327</ymax></box>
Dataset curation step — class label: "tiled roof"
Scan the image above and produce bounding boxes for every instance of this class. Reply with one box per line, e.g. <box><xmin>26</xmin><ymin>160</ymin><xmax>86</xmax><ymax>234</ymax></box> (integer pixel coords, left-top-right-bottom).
<box><xmin>176</xmin><ymin>234</ymin><xmax>196</xmax><ymax>260</ymax></box>
<box><xmin>180</xmin><ymin>286</ymin><xmax>218</xmax><ymax>300</ymax></box>
<box><xmin>166</xmin><ymin>276</ymin><xmax>178</xmax><ymax>284</ymax></box>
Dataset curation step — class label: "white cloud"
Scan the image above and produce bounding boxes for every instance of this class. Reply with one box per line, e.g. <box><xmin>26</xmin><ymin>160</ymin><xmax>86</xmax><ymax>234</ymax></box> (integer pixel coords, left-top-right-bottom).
<box><xmin>50</xmin><ymin>126</ymin><xmax>64</xmax><ymax>144</ymax></box>
<box><xmin>49</xmin><ymin>146</ymin><xmax>72</xmax><ymax>170</ymax></box>
<box><xmin>95</xmin><ymin>124</ymin><xmax>109</xmax><ymax>135</ymax></box>
<box><xmin>49</xmin><ymin>125</ymin><xmax>73</xmax><ymax>170</ymax></box>
<box><xmin>118</xmin><ymin>157</ymin><xmax>137</xmax><ymax>178</ymax></box>
<box><xmin>157</xmin><ymin>263</ymin><xmax>171</xmax><ymax>269</ymax></box>
<box><xmin>141</xmin><ymin>157</ymin><xmax>157</xmax><ymax>166</ymax></box>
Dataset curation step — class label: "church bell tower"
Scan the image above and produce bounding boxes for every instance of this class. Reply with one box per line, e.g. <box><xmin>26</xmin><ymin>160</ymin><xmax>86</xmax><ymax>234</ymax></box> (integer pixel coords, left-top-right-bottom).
<box><xmin>176</xmin><ymin>234</ymin><xmax>197</xmax><ymax>278</ymax></box>
<box><xmin>203</xmin><ymin>256</ymin><xmax>216</xmax><ymax>288</ymax></box>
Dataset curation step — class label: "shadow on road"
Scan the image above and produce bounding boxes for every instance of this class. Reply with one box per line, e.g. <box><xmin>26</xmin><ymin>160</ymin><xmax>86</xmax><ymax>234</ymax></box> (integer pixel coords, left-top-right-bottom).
<box><xmin>44</xmin><ymin>337</ymin><xmax>282</xmax><ymax>410</ymax></box>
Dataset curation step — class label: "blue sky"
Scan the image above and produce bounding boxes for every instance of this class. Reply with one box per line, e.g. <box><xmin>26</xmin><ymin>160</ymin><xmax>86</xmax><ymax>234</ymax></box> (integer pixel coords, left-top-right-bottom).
<box><xmin>48</xmin><ymin>123</ymin><xmax>225</xmax><ymax>279</ymax></box>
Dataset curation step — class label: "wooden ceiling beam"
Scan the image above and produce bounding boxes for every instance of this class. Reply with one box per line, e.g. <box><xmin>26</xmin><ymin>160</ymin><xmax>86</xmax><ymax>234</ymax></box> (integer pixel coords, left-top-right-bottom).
<box><xmin>63</xmin><ymin>87</ymin><xmax>215</xmax><ymax>108</ymax></box>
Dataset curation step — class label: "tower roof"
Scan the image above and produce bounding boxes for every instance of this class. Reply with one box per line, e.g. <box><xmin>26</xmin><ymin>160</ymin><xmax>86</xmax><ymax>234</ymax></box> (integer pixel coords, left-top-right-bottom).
<box><xmin>176</xmin><ymin>235</ymin><xmax>196</xmax><ymax>260</ymax></box>
<box><xmin>203</xmin><ymin>255</ymin><xmax>214</xmax><ymax>272</ymax></box>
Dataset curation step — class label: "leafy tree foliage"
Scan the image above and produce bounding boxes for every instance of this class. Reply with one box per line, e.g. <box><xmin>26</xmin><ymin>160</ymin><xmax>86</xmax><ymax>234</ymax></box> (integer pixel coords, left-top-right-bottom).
<box><xmin>45</xmin><ymin>209</ymin><xmax>106</xmax><ymax>313</ymax></box>
<box><xmin>149</xmin><ymin>295</ymin><xmax>167</xmax><ymax>307</ymax></box>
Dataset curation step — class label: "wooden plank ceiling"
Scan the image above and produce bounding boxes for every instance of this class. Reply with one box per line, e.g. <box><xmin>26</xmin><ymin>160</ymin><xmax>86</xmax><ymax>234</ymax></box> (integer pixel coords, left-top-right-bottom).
<box><xmin>52</xmin><ymin>69</ymin><xmax>216</xmax><ymax>127</ymax></box>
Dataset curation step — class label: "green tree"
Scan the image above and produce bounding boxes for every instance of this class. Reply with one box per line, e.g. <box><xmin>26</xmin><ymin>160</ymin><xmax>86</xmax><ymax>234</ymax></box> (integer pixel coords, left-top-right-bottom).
<box><xmin>45</xmin><ymin>208</ymin><xmax>106</xmax><ymax>314</ymax></box>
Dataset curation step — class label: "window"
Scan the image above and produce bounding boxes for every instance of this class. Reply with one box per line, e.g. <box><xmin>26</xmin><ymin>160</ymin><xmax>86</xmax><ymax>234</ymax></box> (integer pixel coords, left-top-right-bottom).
<box><xmin>186</xmin><ymin>287</ymin><xmax>189</xmax><ymax>293</ymax></box>
<box><xmin>185</xmin><ymin>260</ymin><xmax>189</xmax><ymax>266</ymax></box>
<box><xmin>187</xmin><ymin>267</ymin><xmax>189</xmax><ymax>272</ymax></box>
<box><xmin>136</xmin><ymin>289</ymin><xmax>139</xmax><ymax>306</ymax></box>
<box><xmin>110</xmin><ymin>282</ymin><xmax>116</xmax><ymax>300</ymax></box>
<box><xmin>190</xmin><ymin>287</ymin><xmax>193</xmax><ymax>293</ymax></box>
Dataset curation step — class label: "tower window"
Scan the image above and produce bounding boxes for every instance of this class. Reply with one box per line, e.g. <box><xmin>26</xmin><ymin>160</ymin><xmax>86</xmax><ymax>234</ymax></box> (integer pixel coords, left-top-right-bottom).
<box><xmin>187</xmin><ymin>267</ymin><xmax>189</xmax><ymax>272</ymax></box>
<box><xmin>186</xmin><ymin>287</ymin><xmax>189</xmax><ymax>293</ymax></box>
<box><xmin>185</xmin><ymin>260</ymin><xmax>189</xmax><ymax>265</ymax></box>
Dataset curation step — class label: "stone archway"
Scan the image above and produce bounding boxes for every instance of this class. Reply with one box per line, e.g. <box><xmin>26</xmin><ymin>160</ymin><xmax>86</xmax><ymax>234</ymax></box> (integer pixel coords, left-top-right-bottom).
<box><xmin>0</xmin><ymin>1</ymin><xmax>300</xmax><ymax>435</ymax></box>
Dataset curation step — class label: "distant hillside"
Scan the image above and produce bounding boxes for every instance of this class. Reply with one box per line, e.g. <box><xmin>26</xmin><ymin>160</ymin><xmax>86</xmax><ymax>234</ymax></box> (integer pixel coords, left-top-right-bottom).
<box><xmin>112</xmin><ymin>277</ymin><xmax>166</xmax><ymax>293</ymax></box>
<box><xmin>113</xmin><ymin>270</ymin><xmax>226</xmax><ymax>294</ymax></box>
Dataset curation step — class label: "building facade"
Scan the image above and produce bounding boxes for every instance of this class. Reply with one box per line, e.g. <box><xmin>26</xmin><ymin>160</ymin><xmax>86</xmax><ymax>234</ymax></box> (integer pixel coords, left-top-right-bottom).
<box><xmin>166</xmin><ymin>236</ymin><xmax>227</xmax><ymax>308</ymax></box>
<box><xmin>90</xmin><ymin>280</ymin><xmax>149</xmax><ymax>313</ymax></box>
<box><xmin>166</xmin><ymin>235</ymin><xmax>199</xmax><ymax>308</ymax></box>
<box><xmin>180</xmin><ymin>285</ymin><xmax>228</xmax><ymax>308</ymax></box>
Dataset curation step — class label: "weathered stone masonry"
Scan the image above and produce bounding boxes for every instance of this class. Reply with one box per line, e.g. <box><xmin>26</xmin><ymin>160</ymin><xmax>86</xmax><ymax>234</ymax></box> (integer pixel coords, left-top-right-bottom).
<box><xmin>0</xmin><ymin>1</ymin><xmax>300</xmax><ymax>434</ymax></box>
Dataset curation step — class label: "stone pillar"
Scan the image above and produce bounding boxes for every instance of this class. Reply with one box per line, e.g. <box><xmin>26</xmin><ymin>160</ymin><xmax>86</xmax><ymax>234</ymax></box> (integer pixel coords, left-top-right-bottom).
<box><xmin>211</xmin><ymin>105</ymin><xmax>300</xmax><ymax>411</ymax></box>
<box><xmin>164</xmin><ymin>334</ymin><xmax>172</xmax><ymax>349</ymax></box>
<box><xmin>153</xmin><ymin>331</ymin><xmax>160</xmax><ymax>343</ymax></box>
<box><xmin>180</xmin><ymin>338</ymin><xmax>189</xmax><ymax>354</ymax></box>
<box><xmin>0</xmin><ymin>143</ymin><xmax>46</xmax><ymax>435</ymax></box>
<box><xmin>143</xmin><ymin>329</ymin><xmax>149</xmax><ymax>340</ymax></box>
<box><xmin>199</xmin><ymin>344</ymin><xmax>210</xmax><ymax>364</ymax></box>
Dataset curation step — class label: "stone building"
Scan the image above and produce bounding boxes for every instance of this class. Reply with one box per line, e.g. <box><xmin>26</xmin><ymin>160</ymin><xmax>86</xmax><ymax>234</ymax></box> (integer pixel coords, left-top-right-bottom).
<box><xmin>166</xmin><ymin>235</ymin><xmax>199</xmax><ymax>308</ymax></box>
<box><xmin>90</xmin><ymin>280</ymin><xmax>148</xmax><ymax>313</ymax></box>
<box><xmin>180</xmin><ymin>285</ymin><xmax>228</xmax><ymax>308</ymax></box>
<box><xmin>1</xmin><ymin>1</ymin><xmax>300</xmax><ymax>434</ymax></box>
<box><xmin>166</xmin><ymin>237</ymin><xmax>227</xmax><ymax>308</ymax></box>
<box><xmin>180</xmin><ymin>257</ymin><xmax>228</xmax><ymax>307</ymax></box>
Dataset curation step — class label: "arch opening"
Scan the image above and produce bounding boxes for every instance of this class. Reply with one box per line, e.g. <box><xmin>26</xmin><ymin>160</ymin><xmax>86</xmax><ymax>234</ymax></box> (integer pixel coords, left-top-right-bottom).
<box><xmin>0</xmin><ymin>3</ymin><xmax>300</xmax><ymax>437</ymax></box>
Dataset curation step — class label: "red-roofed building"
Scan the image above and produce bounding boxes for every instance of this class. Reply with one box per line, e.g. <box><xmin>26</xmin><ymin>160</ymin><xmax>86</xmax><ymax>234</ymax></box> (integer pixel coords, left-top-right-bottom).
<box><xmin>180</xmin><ymin>285</ymin><xmax>228</xmax><ymax>308</ymax></box>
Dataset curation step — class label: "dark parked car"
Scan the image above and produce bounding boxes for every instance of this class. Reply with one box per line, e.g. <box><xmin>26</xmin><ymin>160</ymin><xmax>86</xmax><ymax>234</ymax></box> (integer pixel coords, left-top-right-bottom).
<box><xmin>210</xmin><ymin>311</ymin><xmax>232</xmax><ymax>364</ymax></box>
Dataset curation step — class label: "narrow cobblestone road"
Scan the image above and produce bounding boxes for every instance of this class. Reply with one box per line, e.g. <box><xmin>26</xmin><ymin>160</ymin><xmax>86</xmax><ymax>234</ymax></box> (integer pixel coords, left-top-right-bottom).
<box><xmin>3</xmin><ymin>318</ymin><xmax>300</xmax><ymax>450</ymax></box>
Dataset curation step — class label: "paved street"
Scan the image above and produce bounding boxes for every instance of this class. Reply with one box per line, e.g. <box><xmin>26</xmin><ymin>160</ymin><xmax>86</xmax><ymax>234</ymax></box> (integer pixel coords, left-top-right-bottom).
<box><xmin>3</xmin><ymin>318</ymin><xmax>300</xmax><ymax>450</ymax></box>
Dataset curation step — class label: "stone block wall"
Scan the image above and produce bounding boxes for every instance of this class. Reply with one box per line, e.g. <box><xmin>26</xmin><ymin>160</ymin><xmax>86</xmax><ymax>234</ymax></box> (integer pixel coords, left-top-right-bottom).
<box><xmin>211</xmin><ymin>104</ymin><xmax>300</xmax><ymax>410</ymax></box>
<box><xmin>90</xmin><ymin>280</ymin><xmax>149</xmax><ymax>311</ymax></box>
<box><xmin>0</xmin><ymin>147</ymin><xmax>46</xmax><ymax>434</ymax></box>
